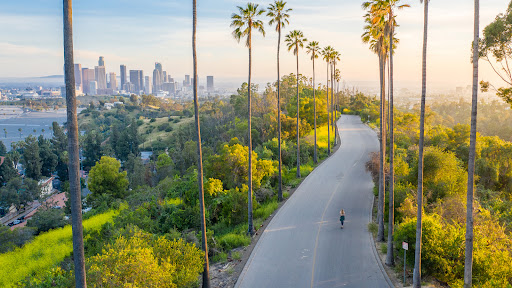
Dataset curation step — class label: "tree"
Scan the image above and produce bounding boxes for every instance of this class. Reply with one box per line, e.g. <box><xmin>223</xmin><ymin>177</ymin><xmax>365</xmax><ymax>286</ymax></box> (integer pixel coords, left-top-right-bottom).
<box><xmin>322</xmin><ymin>46</ymin><xmax>334</xmax><ymax>155</ymax></box>
<box><xmin>465</xmin><ymin>0</ymin><xmax>480</xmax><ymax>287</ymax></box>
<box><xmin>331</xmin><ymin>50</ymin><xmax>340</xmax><ymax>144</ymax></box>
<box><xmin>21</xmin><ymin>135</ymin><xmax>42</xmax><ymax>180</ymax></box>
<box><xmin>125</xmin><ymin>153</ymin><xmax>146</xmax><ymax>189</ymax></box>
<box><xmin>27</xmin><ymin>204</ymin><xmax>67</xmax><ymax>234</ymax></box>
<box><xmin>479</xmin><ymin>1</ymin><xmax>512</xmax><ymax>107</ymax></box>
<box><xmin>267</xmin><ymin>0</ymin><xmax>291</xmax><ymax>202</ymax></box>
<box><xmin>306</xmin><ymin>41</ymin><xmax>320</xmax><ymax>164</ymax></box>
<box><xmin>0</xmin><ymin>141</ymin><xmax>6</xmax><ymax>156</ymax></box>
<box><xmin>63</xmin><ymin>1</ymin><xmax>87</xmax><ymax>285</ymax></box>
<box><xmin>192</xmin><ymin>1</ymin><xmax>210</xmax><ymax>284</ymax></box>
<box><xmin>362</xmin><ymin>0</ymin><xmax>391</xmax><ymax>243</ymax></box>
<box><xmin>285</xmin><ymin>30</ymin><xmax>307</xmax><ymax>178</ymax></box>
<box><xmin>413</xmin><ymin>0</ymin><xmax>429</xmax><ymax>286</ymax></box>
<box><xmin>87</xmin><ymin>156</ymin><xmax>129</xmax><ymax>208</ymax></box>
<box><xmin>156</xmin><ymin>153</ymin><xmax>174</xmax><ymax>182</ymax></box>
<box><xmin>230</xmin><ymin>2</ymin><xmax>266</xmax><ymax>236</ymax></box>
<box><xmin>82</xmin><ymin>130</ymin><xmax>102</xmax><ymax>170</ymax></box>
<box><xmin>38</xmin><ymin>135</ymin><xmax>58</xmax><ymax>178</ymax></box>
<box><xmin>0</xmin><ymin>225</ymin><xmax>35</xmax><ymax>253</ymax></box>
<box><xmin>0</xmin><ymin>177</ymin><xmax>39</xmax><ymax>211</ymax></box>
<box><xmin>0</xmin><ymin>154</ymin><xmax>18</xmax><ymax>186</ymax></box>
<box><xmin>18</xmin><ymin>128</ymin><xmax>22</xmax><ymax>138</ymax></box>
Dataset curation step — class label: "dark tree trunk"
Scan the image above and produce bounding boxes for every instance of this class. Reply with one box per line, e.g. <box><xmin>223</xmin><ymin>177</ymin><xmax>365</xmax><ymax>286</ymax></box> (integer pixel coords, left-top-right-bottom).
<box><xmin>413</xmin><ymin>1</ymin><xmax>429</xmax><ymax>286</ymax></box>
<box><xmin>193</xmin><ymin>1</ymin><xmax>210</xmax><ymax>286</ymax></box>
<box><xmin>327</xmin><ymin>62</ymin><xmax>330</xmax><ymax>155</ymax></box>
<box><xmin>296</xmin><ymin>46</ymin><xmax>301</xmax><ymax>178</ymax></box>
<box><xmin>248</xmin><ymin>29</ymin><xmax>255</xmax><ymax>236</ymax></box>
<box><xmin>377</xmin><ymin>53</ymin><xmax>386</xmax><ymax>243</ymax></box>
<box><xmin>313</xmin><ymin>52</ymin><xmax>317</xmax><ymax>164</ymax></box>
<box><xmin>464</xmin><ymin>0</ymin><xmax>479</xmax><ymax>287</ymax></box>
<box><xmin>63</xmin><ymin>0</ymin><xmax>86</xmax><ymax>286</ymax></box>
<box><xmin>277</xmin><ymin>26</ymin><xmax>283</xmax><ymax>201</ymax></box>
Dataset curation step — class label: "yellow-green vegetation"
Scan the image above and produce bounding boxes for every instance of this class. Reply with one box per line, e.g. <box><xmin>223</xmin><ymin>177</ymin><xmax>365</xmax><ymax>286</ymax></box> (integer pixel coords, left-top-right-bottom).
<box><xmin>138</xmin><ymin>116</ymin><xmax>194</xmax><ymax>148</ymax></box>
<box><xmin>87</xmin><ymin>229</ymin><xmax>203</xmax><ymax>288</ymax></box>
<box><xmin>304</xmin><ymin>124</ymin><xmax>335</xmax><ymax>149</ymax></box>
<box><xmin>0</xmin><ymin>209</ymin><xmax>118</xmax><ymax>287</ymax></box>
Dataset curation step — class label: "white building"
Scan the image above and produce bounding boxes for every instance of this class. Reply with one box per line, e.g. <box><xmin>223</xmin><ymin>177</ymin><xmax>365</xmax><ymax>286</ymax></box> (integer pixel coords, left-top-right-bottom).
<box><xmin>39</xmin><ymin>177</ymin><xmax>54</xmax><ymax>197</ymax></box>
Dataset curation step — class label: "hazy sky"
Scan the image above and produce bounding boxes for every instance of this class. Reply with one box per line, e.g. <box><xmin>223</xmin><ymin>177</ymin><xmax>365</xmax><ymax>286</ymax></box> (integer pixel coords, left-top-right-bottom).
<box><xmin>0</xmin><ymin>0</ymin><xmax>509</xmax><ymax>91</ymax></box>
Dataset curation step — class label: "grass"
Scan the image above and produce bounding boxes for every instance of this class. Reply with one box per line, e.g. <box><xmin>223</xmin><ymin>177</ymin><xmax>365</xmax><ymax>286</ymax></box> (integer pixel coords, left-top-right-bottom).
<box><xmin>254</xmin><ymin>200</ymin><xmax>278</xmax><ymax>220</ymax></box>
<box><xmin>304</xmin><ymin>123</ymin><xmax>335</xmax><ymax>149</ymax></box>
<box><xmin>0</xmin><ymin>210</ymin><xmax>119</xmax><ymax>287</ymax></box>
<box><xmin>138</xmin><ymin>116</ymin><xmax>193</xmax><ymax>148</ymax></box>
<box><xmin>368</xmin><ymin>222</ymin><xmax>378</xmax><ymax>238</ymax></box>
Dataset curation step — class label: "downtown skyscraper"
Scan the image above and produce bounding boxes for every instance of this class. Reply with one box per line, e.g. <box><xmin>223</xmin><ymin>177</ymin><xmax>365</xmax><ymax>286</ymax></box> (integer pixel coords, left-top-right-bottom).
<box><xmin>120</xmin><ymin>65</ymin><xmax>127</xmax><ymax>90</ymax></box>
<box><xmin>95</xmin><ymin>57</ymin><xmax>107</xmax><ymax>90</ymax></box>
<box><xmin>153</xmin><ymin>62</ymin><xmax>163</xmax><ymax>92</ymax></box>
<box><xmin>129</xmin><ymin>70</ymin><xmax>144</xmax><ymax>95</ymax></box>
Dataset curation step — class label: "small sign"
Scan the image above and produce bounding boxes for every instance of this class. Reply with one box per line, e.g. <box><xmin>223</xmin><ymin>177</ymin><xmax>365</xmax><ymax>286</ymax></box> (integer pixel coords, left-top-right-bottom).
<box><xmin>402</xmin><ymin>242</ymin><xmax>408</xmax><ymax>250</ymax></box>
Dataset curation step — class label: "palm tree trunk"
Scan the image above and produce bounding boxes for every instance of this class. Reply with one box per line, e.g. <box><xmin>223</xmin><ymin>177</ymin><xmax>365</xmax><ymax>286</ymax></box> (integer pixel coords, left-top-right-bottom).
<box><xmin>296</xmin><ymin>47</ymin><xmax>301</xmax><ymax>178</ymax></box>
<box><xmin>247</xmin><ymin>29</ymin><xmax>255</xmax><ymax>236</ymax></box>
<box><xmin>313</xmin><ymin>54</ymin><xmax>317</xmax><ymax>164</ymax></box>
<box><xmin>332</xmin><ymin>61</ymin><xmax>336</xmax><ymax>146</ymax></box>
<box><xmin>377</xmin><ymin>53</ymin><xmax>386</xmax><ymax>243</ymax></box>
<box><xmin>413</xmin><ymin>1</ymin><xmax>429</xmax><ymax>287</ymax></box>
<box><xmin>277</xmin><ymin>27</ymin><xmax>283</xmax><ymax>201</ymax></box>
<box><xmin>63</xmin><ymin>1</ymin><xmax>86</xmax><ymax>286</ymax></box>
<box><xmin>386</xmin><ymin>13</ymin><xmax>395</xmax><ymax>267</ymax></box>
<box><xmin>193</xmin><ymin>1</ymin><xmax>210</xmax><ymax>286</ymax></box>
<box><xmin>464</xmin><ymin>1</ymin><xmax>479</xmax><ymax>287</ymax></box>
<box><xmin>326</xmin><ymin>63</ymin><xmax>330</xmax><ymax>155</ymax></box>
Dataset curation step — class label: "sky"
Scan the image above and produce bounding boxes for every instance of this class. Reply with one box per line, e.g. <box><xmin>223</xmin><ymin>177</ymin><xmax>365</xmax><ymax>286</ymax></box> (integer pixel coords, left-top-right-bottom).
<box><xmin>0</xmin><ymin>0</ymin><xmax>509</xmax><ymax>92</ymax></box>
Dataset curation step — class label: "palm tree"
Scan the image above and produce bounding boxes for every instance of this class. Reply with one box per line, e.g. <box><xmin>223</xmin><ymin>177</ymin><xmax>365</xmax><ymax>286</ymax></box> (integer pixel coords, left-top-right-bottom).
<box><xmin>362</xmin><ymin>1</ymin><xmax>389</xmax><ymax>243</ymax></box>
<box><xmin>464</xmin><ymin>1</ymin><xmax>479</xmax><ymax>287</ymax></box>
<box><xmin>413</xmin><ymin>0</ymin><xmax>429</xmax><ymax>286</ymax></box>
<box><xmin>18</xmin><ymin>128</ymin><xmax>22</xmax><ymax>138</ymax></box>
<box><xmin>331</xmin><ymin>50</ymin><xmax>340</xmax><ymax>145</ymax></box>
<box><xmin>322</xmin><ymin>46</ymin><xmax>334</xmax><ymax>155</ymax></box>
<box><xmin>231</xmin><ymin>2</ymin><xmax>266</xmax><ymax>236</ymax></box>
<box><xmin>285</xmin><ymin>30</ymin><xmax>307</xmax><ymax>178</ymax></box>
<box><xmin>306</xmin><ymin>41</ymin><xmax>320</xmax><ymax>164</ymax></box>
<box><xmin>63</xmin><ymin>0</ymin><xmax>86</xmax><ymax>286</ymax></box>
<box><xmin>193</xmin><ymin>0</ymin><xmax>210</xmax><ymax>286</ymax></box>
<box><xmin>3</xmin><ymin>128</ymin><xmax>6</xmax><ymax>138</ymax></box>
<box><xmin>365</xmin><ymin>0</ymin><xmax>410</xmax><ymax>267</ymax></box>
<box><xmin>267</xmin><ymin>0</ymin><xmax>291</xmax><ymax>202</ymax></box>
<box><xmin>335</xmin><ymin>68</ymin><xmax>341</xmax><ymax>112</ymax></box>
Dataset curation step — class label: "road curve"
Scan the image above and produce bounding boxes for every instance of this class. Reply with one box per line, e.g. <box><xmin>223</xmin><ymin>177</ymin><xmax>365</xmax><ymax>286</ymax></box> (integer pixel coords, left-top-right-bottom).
<box><xmin>235</xmin><ymin>115</ymin><xmax>390</xmax><ymax>288</ymax></box>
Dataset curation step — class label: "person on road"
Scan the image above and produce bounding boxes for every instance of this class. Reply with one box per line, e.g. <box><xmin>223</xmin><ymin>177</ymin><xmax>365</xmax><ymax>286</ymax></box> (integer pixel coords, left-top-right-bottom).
<box><xmin>339</xmin><ymin>209</ymin><xmax>345</xmax><ymax>228</ymax></box>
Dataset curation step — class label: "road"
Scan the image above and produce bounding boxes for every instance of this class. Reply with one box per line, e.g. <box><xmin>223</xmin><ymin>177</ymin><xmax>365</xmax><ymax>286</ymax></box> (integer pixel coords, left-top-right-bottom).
<box><xmin>236</xmin><ymin>115</ymin><xmax>390</xmax><ymax>288</ymax></box>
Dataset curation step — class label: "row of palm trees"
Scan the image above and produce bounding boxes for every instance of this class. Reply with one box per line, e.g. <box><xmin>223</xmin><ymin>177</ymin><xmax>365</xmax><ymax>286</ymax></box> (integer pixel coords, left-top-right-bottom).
<box><xmin>231</xmin><ymin>1</ymin><xmax>343</xmax><ymax>240</ymax></box>
<box><xmin>362</xmin><ymin>0</ymin><xmax>480</xmax><ymax>287</ymax></box>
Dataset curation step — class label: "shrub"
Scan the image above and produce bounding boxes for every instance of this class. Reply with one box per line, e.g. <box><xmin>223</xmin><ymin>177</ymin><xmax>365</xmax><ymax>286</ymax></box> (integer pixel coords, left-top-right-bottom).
<box><xmin>217</xmin><ymin>233</ymin><xmax>251</xmax><ymax>250</ymax></box>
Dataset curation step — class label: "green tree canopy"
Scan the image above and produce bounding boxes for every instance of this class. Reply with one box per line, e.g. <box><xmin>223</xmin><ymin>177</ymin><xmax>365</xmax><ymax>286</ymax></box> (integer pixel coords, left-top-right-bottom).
<box><xmin>87</xmin><ymin>156</ymin><xmax>129</xmax><ymax>208</ymax></box>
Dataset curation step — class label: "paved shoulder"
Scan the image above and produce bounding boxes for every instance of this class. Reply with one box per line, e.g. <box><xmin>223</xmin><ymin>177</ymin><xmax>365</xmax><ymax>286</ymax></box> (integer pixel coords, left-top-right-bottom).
<box><xmin>236</xmin><ymin>115</ymin><xmax>389</xmax><ymax>288</ymax></box>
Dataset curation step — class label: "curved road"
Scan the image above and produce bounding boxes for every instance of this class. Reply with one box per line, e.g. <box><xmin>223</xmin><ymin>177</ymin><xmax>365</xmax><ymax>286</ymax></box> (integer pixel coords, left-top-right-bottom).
<box><xmin>236</xmin><ymin>115</ymin><xmax>390</xmax><ymax>288</ymax></box>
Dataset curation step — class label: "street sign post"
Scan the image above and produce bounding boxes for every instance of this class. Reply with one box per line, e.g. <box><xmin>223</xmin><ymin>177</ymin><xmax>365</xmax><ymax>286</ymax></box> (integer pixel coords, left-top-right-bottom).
<box><xmin>402</xmin><ymin>242</ymin><xmax>408</xmax><ymax>284</ymax></box>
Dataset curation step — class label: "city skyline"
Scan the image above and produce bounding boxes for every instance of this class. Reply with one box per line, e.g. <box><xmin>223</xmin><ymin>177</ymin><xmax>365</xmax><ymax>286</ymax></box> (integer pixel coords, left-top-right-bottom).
<box><xmin>0</xmin><ymin>0</ymin><xmax>509</xmax><ymax>92</ymax></box>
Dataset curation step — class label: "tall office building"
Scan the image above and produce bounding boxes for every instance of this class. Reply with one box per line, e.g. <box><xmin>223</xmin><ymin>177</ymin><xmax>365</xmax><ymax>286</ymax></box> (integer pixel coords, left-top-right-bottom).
<box><xmin>89</xmin><ymin>81</ymin><xmax>98</xmax><ymax>95</ymax></box>
<box><xmin>207</xmin><ymin>76</ymin><xmax>214</xmax><ymax>92</ymax></box>
<box><xmin>120</xmin><ymin>65</ymin><xmax>127</xmax><ymax>90</ymax></box>
<box><xmin>98</xmin><ymin>56</ymin><xmax>105</xmax><ymax>67</ymax></box>
<box><xmin>129</xmin><ymin>70</ymin><xmax>144</xmax><ymax>95</ymax></box>
<box><xmin>74</xmin><ymin>64</ymin><xmax>82</xmax><ymax>91</ymax></box>
<box><xmin>163</xmin><ymin>71</ymin><xmax>167</xmax><ymax>84</ymax></box>
<box><xmin>82</xmin><ymin>68</ymin><xmax>95</xmax><ymax>94</ymax></box>
<box><xmin>153</xmin><ymin>62</ymin><xmax>163</xmax><ymax>92</ymax></box>
<box><xmin>95</xmin><ymin>66</ymin><xmax>107</xmax><ymax>90</ymax></box>
<box><xmin>185</xmin><ymin>75</ymin><xmax>191</xmax><ymax>87</ymax></box>
<box><xmin>109</xmin><ymin>72</ymin><xmax>117</xmax><ymax>91</ymax></box>
<box><xmin>145</xmin><ymin>76</ymin><xmax>152</xmax><ymax>95</ymax></box>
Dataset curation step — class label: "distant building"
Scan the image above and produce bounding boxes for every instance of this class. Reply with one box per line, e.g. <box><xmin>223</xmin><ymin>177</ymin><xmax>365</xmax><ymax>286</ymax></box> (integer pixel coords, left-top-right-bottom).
<box><xmin>123</xmin><ymin>82</ymin><xmax>135</xmax><ymax>93</ymax></box>
<box><xmin>89</xmin><ymin>81</ymin><xmax>97</xmax><ymax>95</ymax></box>
<box><xmin>21</xmin><ymin>91</ymin><xmax>39</xmax><ymax>99</ymax></box>
<box><xmin>98</xmin><ymin>56</ymin><xmax>105</xmax><ymax>67</ymax></box>
<box><xmin>39</xmin><ymin>177</ymin><xmax>54</xmax><ymax>197</ymax></box>
<box><xmin>95</xmin><ymin>66</ymin><xmax>107</xmax><ymax>90</ymax></box>
<box><xmin>108</xmin><ymin>72</ymin><xmax>117</xmax><ymax>92</ymax></box>
<box><xmin>207</xmin><ymin>76</ymin><xmax>214</xmax><ymax>92</ymax></box>
<box><xmin>74</xmin><ymin>63</ymin><xmax>82</xmax><ymax>91</ymax></box>
<box><xmin>129</xmin><ymin>70</ymin><xmax>144</xmax><ymax>95</ymax></box>
<box><xmin>163</xmin><ymin>82</ymin><xmax>176</xmax><ymax>96</ymax></box>
<box><xmin>104</xmin><ymin>103</ymin><xmax>114</xmax><ymax>110</ymax></box>
<box><xmin>145</xmin><ymin>76</ymin><xmax>152</xmax><ymax>95</ymax></box>
<box><xmin>153</xmin><ymin>63</ymin><xmax>163</xmax><ymax>92</ymax></box>
<box><xmin>82</xmin><ymin>68</ymin><xmax>95</xmax><ymax>94</ymax></box>
<box><xmin>185</xmin><ymin>75</ymin><xmax>190</xmax><ymax>87</ymax></box>
<box><xmin>120</xmin><ymin>65</ymin><xmax>127</xmax><ymax>90</ymax></box>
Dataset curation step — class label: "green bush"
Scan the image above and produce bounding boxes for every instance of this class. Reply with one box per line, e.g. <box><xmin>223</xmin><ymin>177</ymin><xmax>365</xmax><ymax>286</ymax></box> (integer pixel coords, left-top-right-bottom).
<box><xmin>254</xmin><ymin>200</ymin><xmax>278</xmax><ymax>220</ymax></box>
<box><xmin>218</xmin><ymin>233</ymin><xmax>251</xmax><ymax>250</ymax></box>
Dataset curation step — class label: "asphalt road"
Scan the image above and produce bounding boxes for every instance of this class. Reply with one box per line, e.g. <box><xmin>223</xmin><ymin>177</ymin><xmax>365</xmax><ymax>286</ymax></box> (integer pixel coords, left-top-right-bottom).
<box><xmin>236</xmin><ymin>115</ymin><xmax>391</xmax><ymax>288</ymax></box>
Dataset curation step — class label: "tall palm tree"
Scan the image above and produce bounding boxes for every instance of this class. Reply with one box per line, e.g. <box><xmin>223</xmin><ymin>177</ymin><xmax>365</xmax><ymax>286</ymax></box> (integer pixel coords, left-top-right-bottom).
<box><xmin>63</xmin><ymin>0</ymin><xmax>86</xmax><ymax>286</ymax></box>
<box><xmin>267</xmin><ymin>0</ymin><xmax>291</xmax><ymax>202</ymax></box>
<box><xmin>285</xmin><ymin>30</ymin><xmax>307</xmax><ymax>178</ymax></box>
<box><xmin>335</xmin><ymin>68</ymin><xmax>341</xmax><ymax>112</ymax></box>
<box><xmin>322</xmin><ymin>46</ymin><xmax>334</xmax><ymax>155</ymax></box>
<box><xmin>18</xmin><ymin>128</ymin><xmax>22</xmax><ymax>138</ymax></box>
<box><xmin>3</xmin><ymin>128</ymin><xmax>6</xmax><ymax>138</ymax></box>
<box><xmin>362</xmin><ymin>1</ymin><xmax>390</xmax><ymax>243</ymax></box>
<box><xmin>413</xmin><ymin>0</ymin><xmax>429</xmax><ymax>286</ymax></box>
<box><xmin>306</xmin><ymin>41</ymin><xmax>320</xmax><ymax>164</ymax></box>
<box><xmin>231</xmin><ymin>2</ymin><xmax>266</xmax><ymax>236</ymax></box>
<box><xmin>464</xmin><ymin>0</ymin><xmax>479</xmax><ymax>287</ymax></box>
<box><xmin>331</xmin><ymin>50</ymin><xmax>340</xmax><ymax>145</ymax></box>
<box><xmin>365</xmin><ymin>0</ymin><xmax>410</xmax><ymax>267</ymax></box>
<box><xmin>193</xmin><ymin>0</ymin><xmax>210</xmax><ymax>286</ymax></box>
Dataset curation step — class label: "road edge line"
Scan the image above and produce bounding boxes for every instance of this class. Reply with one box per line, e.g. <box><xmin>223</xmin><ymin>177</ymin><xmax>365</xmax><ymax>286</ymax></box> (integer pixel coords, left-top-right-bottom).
<box><xmin>369</xmin><ymin>195</ymin><xmax>395</xmax><ymax>288</ymax></box>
